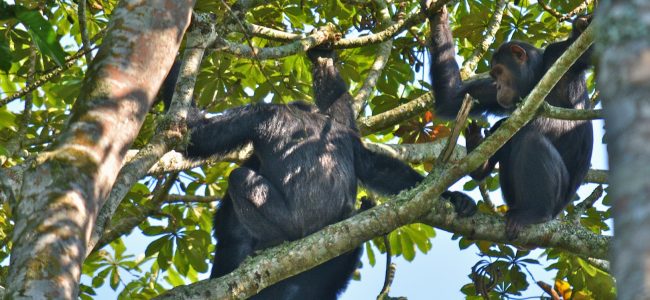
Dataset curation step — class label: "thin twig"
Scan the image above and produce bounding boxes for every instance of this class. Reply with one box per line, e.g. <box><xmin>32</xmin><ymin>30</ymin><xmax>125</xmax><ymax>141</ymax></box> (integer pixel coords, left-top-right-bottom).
<box><xmin>93</xmin><ymin>173</ymin><xmax>179</xmax><ymax>252</ymax></box>
<box><xmin>590</xmin><ymin>90</ymin><xmax>600</xmax><ymax>106</ymax></box>
<box><xmin>541</xmin><ymin>102</ymin><xmax>603</xmax><ymax>120</ymax></box>
<box><xmin>438</xmin><ymin>94</ymin><xmax>473</xmax><ymax>163</ymax></box>
<box><xmin>164</xmin><ymin>195</ymin><xmax>220</xmax><ymax>204</ymax></box>
<box><xmin>536</xmin><ymin>281</ymin><xmax>561</xmax><ymax>300</ymax></box>
<box><xmin>537</xmin><ymin>0</ymin><xmax>563</xmax><ymax>19</ymax></box>
<box><xmin>478</xmin><ymin>182</ymin><xmax>495</xmax><ymax>210</ymax></box>
<box><xmin>538</xmin><ymin>0</ymin><xmax>594</xmax><ymax>22</ymax></box>
<box><xmin>10</xmin><ymin>44</ymin><xmax>38</xmax><ymax>156</ymax></box>
<box><xmin>78</xmin><ymin>0</ymin><xmax>93</xmax><ymax>63</ymax></box>
<box><xmin>377</xmin><ymin>235</ymin><xmax>395</xmax><ymax>300</ymax></box>
<box><xmin>572</xmin><ymin>185</ymin><xmax>603</xmax><ymax>225</ymax></box>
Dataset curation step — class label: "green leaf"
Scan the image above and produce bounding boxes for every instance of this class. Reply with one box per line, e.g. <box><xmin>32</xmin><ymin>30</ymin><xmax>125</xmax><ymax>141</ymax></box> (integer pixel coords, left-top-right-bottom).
<box><xmin>0</xmin><ymin>109</ymin><xmax>16</xmax><ymax>130</ymax></box>
<box><xmin>400</xmin><ymin>232</ymin><xmax>415</xmax><ymax>261</ymax></box>
<box><xmin>0</xmin><ymin>1</ymin><xmax>15</xmax><ymax>20</ymax></box>
<box><xmin>110</xmin><ymin>267</ymin><xmax>120</xmax><ymax>290</ymax></box>
<box><xmin>111</xmin><ymin>239</ymin><xmax>127</xmax><ymax>258</ymax></box>
<box><xmin>388</xmin><ymin>230</ymin><xmax>402</xmax><ymax>256</ymax></box>
<box><xmin>142</xmin><ymin>226</ymin><xmax>166</xmax><ymax>236</ymax></box>
<box><xmin>166</xmin><ymin>267</ymin><xmax>185</xmax><ymax>286</ymax></box>
<box><xmin>365</xmin><ymin>242</ymin><xmax>375</xmax><ymax>267</ymax></box>
<box><xmin>0</xmin><ymin>35</ymin><xmax>12</xmax><ymax>72</ymax></box>
<box><xmin>577</xmin><ymin>257</ymin><xmax>598</xmax><ymax>277</ymax></box>
<box><xmin>173</xmin><ymin>242</ymin><xmax>190</xmax><ymax>275</ymax></box>
<box><xmin>463</xmin><ymin>180</ymin><xmax>477</xmax><ymax>191</ymax></box>
<box><xmin>158</xmin><ymin>236</ymin><xmax>174</xmax><ymax>270</ymax></box>
<box><xmin>145</xmin><ymin>236</ymin><xmax>168</xmax><ymax>257</ymax></box>
<box><xmin>92</xmin><ymin>267</ymin><xmax>111</xmax><ymax>288</ymax></box>
<box><xmin>15</xmin><ymin>6</ymin><xmax>67</xmax><ymax>66</ymax></box>
<box><xmin>403</xmin><ymin>225</ymin><xmax>432</xmax><ymax>254</ymax></box>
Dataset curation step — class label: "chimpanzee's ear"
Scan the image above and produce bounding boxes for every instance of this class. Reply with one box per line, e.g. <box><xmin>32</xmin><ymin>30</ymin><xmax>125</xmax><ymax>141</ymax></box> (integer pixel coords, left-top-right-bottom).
<box><xmin>509</xmin><ymin>44</ymin><xmax>528</xmax><ymax>63</ymax></box>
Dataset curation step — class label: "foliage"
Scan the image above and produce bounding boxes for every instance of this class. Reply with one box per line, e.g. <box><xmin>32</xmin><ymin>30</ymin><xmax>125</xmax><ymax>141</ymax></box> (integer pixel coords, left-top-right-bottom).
<box><xmin>0</xmin><ymin>0</ymin><xmax>611</xmax><ymax>298</ymax></box>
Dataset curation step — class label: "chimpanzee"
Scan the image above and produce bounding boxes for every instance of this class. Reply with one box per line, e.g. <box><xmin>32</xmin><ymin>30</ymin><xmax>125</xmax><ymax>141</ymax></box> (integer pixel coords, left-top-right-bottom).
<box><xmin>427</xmin><ymin>5</ymin><xmax>593</xmax><ymax>238</ymax></box>
<box><xmin>161</xmin><ymin>45</ymin><xmax>476</xmax><ymax>299</ymax></box>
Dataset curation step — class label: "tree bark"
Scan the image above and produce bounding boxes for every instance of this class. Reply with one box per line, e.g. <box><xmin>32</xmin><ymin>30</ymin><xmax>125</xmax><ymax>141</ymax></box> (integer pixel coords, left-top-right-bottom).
<box><xmin>597</xmin><ymin>1</ymin><xmax>650</xmax><ymax>299</ymax></box>
<box><xmin>5</xmin><ymin>1</ymin><xmax>194</xmax><ymax>298</ymax></box>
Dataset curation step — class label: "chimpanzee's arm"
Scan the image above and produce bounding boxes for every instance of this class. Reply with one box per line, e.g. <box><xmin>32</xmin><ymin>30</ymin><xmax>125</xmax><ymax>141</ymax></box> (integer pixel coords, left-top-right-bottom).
<box><xmin>428</xmin><ymin>7</ymin><xmax>503</xmax><ymax>118</ymax></box>
<box><xmin>354</xmin><ymin>142</ymin><xmax>424</xmax><ymax>195</ymax></box>
<box><xmin>354</xmin><ymin>137</ymin><xmax>477</xmax><ymax>217</ymax></box>
<box><xmin>543</xmin><ymin>15</ymin><xmax>593</xmax><ymax>74</ymax></box>
<box><xmin>186</xmin><ymin>105</ymin><xmax>278</xmax><ymax>158</ymax></box>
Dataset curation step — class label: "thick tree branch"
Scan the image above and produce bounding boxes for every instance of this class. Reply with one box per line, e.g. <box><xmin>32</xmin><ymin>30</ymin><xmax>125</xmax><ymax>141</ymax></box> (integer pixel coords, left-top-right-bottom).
<box><xmin>364</xmin><ymin>139</ymin><xmax>465</xmax><ymax>164</ymax></box>
<box><xmin>89</xmin><ymin>13</ymin><xmax>218</xmax><ymax>254</ymax></box>
<box><xmin>211</xmin><ymin>30</ymin><xmax>332</xmax><ymax>60</ymax></box>
<box><xmin>597</xmin><ymin>1</ymin><xmax>650</xmax><ymax>297</ymax></box>
<box><xmin>131</xmin><ymin>144</ymin><xmax>606</xmax><ymax>185</ymax></box>
<box><xmin>4</xmin><ymin>1</ymin><xmax>194</xmax><ymax>298</ymax></box>
<box><xmin>585</xmin><ymin>169</ymin><xmax>607</xmax><ymax>184</ymax></box>
<box><xmin>420</xmin><ymin>200</ymin><xmax>608</xmax><ymax>258</ymax></box>
<box><xmin>227</xmin><ymin>23</ymin><xmax>303</xmax><ymax>42</ymax></box>
<box><xmin>155</xmin><ymin>22</ymin><xmax>597</xmax><ymax>299</ymax></box>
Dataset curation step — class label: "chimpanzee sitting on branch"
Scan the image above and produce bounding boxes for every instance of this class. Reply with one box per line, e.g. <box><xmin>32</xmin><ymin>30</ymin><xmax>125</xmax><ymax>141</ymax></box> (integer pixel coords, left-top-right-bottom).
<box><xmin>162</xmin><ymin>38</ymin><xmax>477</xmax><ymax>298</ymax></box>
<box><xmin>427</xmin><ymin>5</ymin><xmax>594</xmax><ymax>238</ymax></box>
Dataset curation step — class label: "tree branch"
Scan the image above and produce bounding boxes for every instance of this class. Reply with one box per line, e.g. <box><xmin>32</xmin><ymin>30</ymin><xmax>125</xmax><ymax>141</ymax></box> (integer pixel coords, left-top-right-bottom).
<box><xmin>89</xmin><ymin>13</ymin><xmax>218</xmax><ymax>254</ymax></box>
<box><xmin>538</xmin><ymin>0</ymin><xmax>594</xmax><ymax>22</ymax></box>
<box><xmin>164</xmin><ymin>195</ymin><xmax>220</xmax><ymax>204</ymax></box>
<box><xmin>541</xmin><ymin>102</ymin><xmax>603</xmax><ymax>120</ymax></box>
<box><xmin>585</xmin><ymin>169</ymin><xmax>607</xmax><ymax>184</ymax></box>
<box><xmin>358</xmin><ymin>93</ymin><xmax>433</xmax><ymax>135</ymax></box>
<box><xmin>78</xmin><ymin>0</ymin><xmax>93</xmax><ymax>63</ymax></box>
<box><xmin>352</xmin><ymin>0</ymin><xmax>395</xmax><ymax>117</ymax></box>
<box><xmin>5</xmin><ymin>44</ymin><xmax>37</xmax><ymax>157</ymax></box>
<box><xmin>571</xmin><ymin>185</ymin><xmax>604</xmax><ymax>225</ymax></box>
<box><xmin>5</xmin><ymin>1</ymin><xmax>194</xmax><ymax>297</ymax></box>
<box><xmin>211</xmin><ymin>0</ymin><xmax>456</xmax><ymax>60</ymax></box>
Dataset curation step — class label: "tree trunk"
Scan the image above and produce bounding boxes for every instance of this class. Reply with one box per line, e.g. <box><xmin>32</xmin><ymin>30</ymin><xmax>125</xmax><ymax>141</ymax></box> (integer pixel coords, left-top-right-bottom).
<box><xmin>597</xmin><ymin>1</ymin><xmax>650</xmax><ymax>299</ymax></box>
<box><xmin>5</xmin><ymin>1</ymin><xmax>194</xmax><ymax>298</ymax></box>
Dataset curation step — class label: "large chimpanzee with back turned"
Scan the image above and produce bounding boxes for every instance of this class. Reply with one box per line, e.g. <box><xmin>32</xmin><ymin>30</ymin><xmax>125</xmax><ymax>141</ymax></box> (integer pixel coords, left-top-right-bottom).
<box><xmin>427</xmin><ymin>6</ymin><xmax>593</xmax><ymax>238</ymax></box>
<box><xmin>162</xmin><ymin>44</ymin><xmax>477</xmax><ymax>299</ymax></box>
